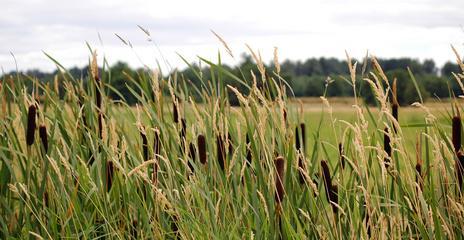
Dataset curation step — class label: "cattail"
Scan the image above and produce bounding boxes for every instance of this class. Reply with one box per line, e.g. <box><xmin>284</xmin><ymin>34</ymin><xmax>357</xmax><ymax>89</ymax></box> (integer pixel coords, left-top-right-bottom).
<box><xmin>296</xmin><ymin>124</ymin><xmax>306</xmax><ymax>184</ymax></box>
<box><xmin>197</xmin><ymin>135</ymin><xmax>207</xmax><ymax>165</ymax></box>
<box><xmin>245</xmin><ymin>134</ymin><xmax>252</xmax><ymax>166</ymax></box>
<box><xmin>392</xmin><ymin>78</ymin><xmax>399</xmax><ymax>132</ymax></box>
<box><xmin>173</xmin><ymin>98</ymin><xmax>180</xmax><ymax>123</ymax></box>
<box><xmin>140</xmin><ymin>129</ymin><xmax>148</xmax><ymax>161</ymax></box>
<box><xmin>39</xmin><ymin>125</ymin><xmax>48</xmax><ymax>153</ymax></box>
<box><xmin>188</xmin><ymin>142</ymin><xmax>196</xmax><ymax>173</ymax></box>
<box><xmin>26</xmin><ymin>104</ymin><xmax>37</xmax><ymax>146</ymax></box>
<box><xmin>457</xmin><ymin>151</ymin><xmax>464</xmax><ymax>191</ymax></box>
<box><xmin>106</xmin><ymin>160</ymin><xmax>114</xmax><ymax>192</ymax></box>
<box><xmin>282</xmin><ymin>107</ymin><xmax>287</xmax><ymax>125</ymax></box>
<box><xmin>415</xmin><ymin>135</ymin><xmax>423</xmax><ymax>190</ymax></box>
<box><xmin>227</xmin><ymin>133</ymin><xmax>234</xmax><ymax>156</ymax></box>
<box><xmin>321</xmin><ymin>160</ymin><xmax>338</xmax><ymax>214</ymax></box>
<box><xmin>452</xmin><ymin>114</ymin><xmax>461</xmax><ymax>153</ymax></box>
<box><xmin>180</xmin><ymin>118</ymin><xmax>187</xmax><ymax>151</ymax></box>
<box><xmin>153</xmin><ymin>130</ymin><xmax>160</xmax><ymax>184</ymax></box>
<box><xmin>384</xmin><ymin>127</ymin><xmax>392</xmax><ymax>168</ymax></box>
<box><xmin>339</xmin><ymin>143</ymin><xmax>345</xmax><ymax>169</ymax></box>
<box><xmin>217</xmin><ymin>135</ymin><xmax>226</xmax><ymax>171</ymax></box>
<box><xmin>274</xmin><ymin>156</ymin><xmax>285</xmax><ymax>204</ymax></box>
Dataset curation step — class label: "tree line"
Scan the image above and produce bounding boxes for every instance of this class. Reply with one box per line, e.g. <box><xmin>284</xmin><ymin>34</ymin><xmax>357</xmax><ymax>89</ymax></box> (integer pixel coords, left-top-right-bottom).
<box><xmin>1</xmin><ymin>54</ymin><xmax>462</xmax><ymax>106</ymax></box>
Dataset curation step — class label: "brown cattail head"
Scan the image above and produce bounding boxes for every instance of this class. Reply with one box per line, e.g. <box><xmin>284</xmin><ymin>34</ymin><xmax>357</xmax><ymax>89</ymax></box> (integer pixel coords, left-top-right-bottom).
<box><xmin>392</xmin><ymin>78</ymin><xmax>399</xmax><ymax>124</ymax></box>
<box><xmin>173</xmin><ymin>98</ymin><xmax>180</xmax><ymax>123</ymax></box>
<box><xmin>384</xmin><ymin>127</ymin><xmax>392</xmax><ymax>167</ymax></box>
<box><xmin>457</xmin><ymin>151</ymin><xmax>464</xmax><ymax>191</ymax></box>
<box><xmin>188</xmin><ymin>142</ymin><xmax>196</xmax><ymax>173</ymax></box>
<box><xmin>140</xmin><ymin>129</ymin><xmax>148</xmax><ymax>161</ymax></box>
<box><xmin>197</xmin><ymin>134</ymin><xmax>207</xmax><ymax>164</ymax></box>
<box><xmin>339</xmin><ymin>143</ymin><xmax>345</xmax><ymax>169</ymax></box>
<box><xmin>295</xmin><ymin>126</ymin><xmax>301</xmax><ymax>151</ymax></box>
<box><xmin>246</xmin><ymin>134</ymin><xmax>252</xmax><ymax>166</ymax></box>
<box><xmin>282</xmin><ymin>107</ymin><xmax>287</xmax><ymax>125</ymax></box>
<box><xmin>274</xmin><ymin>156</ymin><xmax>285</xmax><ymax>204</ymax></box>
<box><xmin>26</xmin><ymin>104</ymin><xmax>37</xmax><ymax>146</ymax></box>
<box><xmin>39</xmin><ymin>125</ymin><xmax>48</xmax><ymax>153</ymax></box>
<box><xmin>106</xmin><ymin>160</ymin><xmax>114</xmax><ymax>192</ymax></box>
<box><xmin>321</xmin><ymin>160</ymin><xmax>338</xmax><ymax>214</ymax></box>
<box><xmin>300</xmin><ymin>123</ymin><xmax>306</xmax><ymax>151</ymax></box>
<box><xmin>216</xmin><ymin>135</ymin><xmax>226</xmax><ymax>171</ymax></box>
<box><xmin>452</xmin><ymin>113</ymin><xmax>461</xmax><ymax>153</ymax></box>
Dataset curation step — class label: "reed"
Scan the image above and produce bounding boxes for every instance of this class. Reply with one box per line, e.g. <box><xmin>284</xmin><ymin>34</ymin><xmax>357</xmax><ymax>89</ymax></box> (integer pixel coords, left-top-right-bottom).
<box><xmin>26</xmin><ymin>104</ymin><xmax>37</xmax><ymax>146</ymax></box>
<box><xmin>197</xmin><ymin>134</ymin><xmax>207</xmax><ymax>165</ymax></box>
<box><xmin>39</xmin><ymin>124</ymin><xmax>48</xmax><ymax>153</ymax></box>
<box><xmin>321</xmin><ymin>160</ymin><xmax>338</xmax><ymax>214</ymax></box>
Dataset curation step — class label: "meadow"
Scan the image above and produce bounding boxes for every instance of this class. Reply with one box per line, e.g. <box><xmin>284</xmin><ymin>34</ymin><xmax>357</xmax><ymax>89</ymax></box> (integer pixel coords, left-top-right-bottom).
<box><xmin>0</xmin><ymin>49</ymin><xmax>464</xmax><ymax>239</ymax></box>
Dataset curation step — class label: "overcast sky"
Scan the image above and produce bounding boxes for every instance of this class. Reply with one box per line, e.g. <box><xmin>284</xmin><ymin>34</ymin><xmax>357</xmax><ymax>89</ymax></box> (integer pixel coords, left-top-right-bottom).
<box><xmin>1</xmin><ymin>0</ymin><xmax>464</xmax><ymax>73</ymax></box>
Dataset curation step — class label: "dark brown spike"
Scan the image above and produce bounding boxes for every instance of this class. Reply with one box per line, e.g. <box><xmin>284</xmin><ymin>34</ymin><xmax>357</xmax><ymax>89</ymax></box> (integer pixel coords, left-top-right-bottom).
<box><xmin>173</xmin><ymin>98</ymin><xmax>180</xmax><ymax>123</ymax></box>
<box><xmin>457</xmin><ymin>151</ymin><xmax>464</xmax><ymax>191</ymax></box>
<box><xmin>274</xmin><ymin>156</ymin><xmax>285</xmax><ymax>204</ymax></box>
<box><xmin>106</xmin><ymin>160</ymin><xmax>114</xmax><ymax>192</ymax></box>
<box><xmin>26</xmin><ymin>104</ymin><xmax>37</xmax><ymax>146</ymax></box>
<box><xmin>197</xmin><ymin>135</ymin><xmax>207</xmax><ymax>165</ymax></box>
<box><xmin>39</xmin><ymin>125</ymin><xmax>48</xmax><ymax>153</ymax></box>
<box><xmin>452</xmin><ymin>115</ymin><xmax>461</xmax><ymax>153</ymax></box>
<box><xmin>216</xmin><ymin>135</ymin><xmax>226</xmax><ymax>171</ymax></box>
<box><xmin>140</xmin><ymin>129</ymin><xmax>148</xmax><ymax>161</ymax></box>
<box><xmin>188</xmin><ymin>142</ymin><xmax>196</xmax><ymax>173</ymax></box>
<box><xmin>300</xmin><ymin>123</ymin><xmax>306</xmax><ymax>151</ymax></box>
<box><xmin>180</xmin><ymin>118</ymin><xmax>187</xmax><ymax>151</ymax></box>
<box><xmin>339</xmin><ymin>143</ymin><xmax>345</xmax><ymax>169</ymax></box>
<box><xmin>384</xmin><ymin>127</ymin><xmax>392</xmax><ymax>168</ymax></box>
<box><xmin>295</xmin><ymin>126</ymin><xmax>301</xmax><ymax>150</ymax></box>
<box><xmin>97</xmin><ymin>113</ymin><xmax>103</xmax><ymax>139</ymax></box>
<box><xmin>282</xmin><ymin>107</ymin><xmax>287</xmax><ymax>125</ymax></box>
<box><xmin>321</xmin><ymin>160</ymin><xmax>338</xmax><ymax>214</ymax></box>
<box><xmin>246</xmin><ymin>134</ymin><xmax>252</xmax><ymax>166</ymax></box>
<box><xmin>153</xmin><ymin>130</ymin><xmax>160</xmax><ymax>184</ymax></box>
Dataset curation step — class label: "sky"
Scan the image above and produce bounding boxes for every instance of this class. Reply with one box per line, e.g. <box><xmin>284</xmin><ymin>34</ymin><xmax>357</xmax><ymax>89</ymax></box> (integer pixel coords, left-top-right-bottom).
<box><xmin>1</xmin><ymin>0</ymin><xmax>464</xmax><ymax>73</ymax></box>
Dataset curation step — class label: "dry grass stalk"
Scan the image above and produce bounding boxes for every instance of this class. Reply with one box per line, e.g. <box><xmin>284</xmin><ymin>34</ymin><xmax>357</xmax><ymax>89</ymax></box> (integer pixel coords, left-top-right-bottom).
<box><xmin>26</xmin><ymin>104</ymin><xmax>37</xmax><ymax>146</ymax></box>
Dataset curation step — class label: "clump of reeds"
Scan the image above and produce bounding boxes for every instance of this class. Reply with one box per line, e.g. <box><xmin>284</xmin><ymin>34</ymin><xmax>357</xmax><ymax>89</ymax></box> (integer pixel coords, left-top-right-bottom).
<box><xmin>26</xmin><ymin>104</ymin><xmax>37</xmax><ymax>146</ymax></box>
<box><xmin>216</xmin><ymin>135</ymin><xmax>226</xmax><ymax>171</ymax></box>
<box><xmin>197</xmin><ymin>134</ymin><xmax>207</xmax><ymax>165</ymax></box>
<box><xmin>384</xmin><ymin>127</ymin><xmax>392</xmax><ymax>168</ymax></box>
<box><xmin>321</xmin><ymin>160</ymin><xmax>338</xmax><ymax>214</ymax></box>
<box><xmin>39</xmin><ymin>124</ymin><xmax>48</xmax><ymax>153</ymax></box>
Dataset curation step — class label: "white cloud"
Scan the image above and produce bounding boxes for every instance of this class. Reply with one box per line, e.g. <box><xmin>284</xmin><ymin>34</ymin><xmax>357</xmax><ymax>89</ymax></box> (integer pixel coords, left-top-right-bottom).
<box><xmin>1</xmin><ymin>0</ymin><xmax>463</xmax><ymax>73</ymax></box>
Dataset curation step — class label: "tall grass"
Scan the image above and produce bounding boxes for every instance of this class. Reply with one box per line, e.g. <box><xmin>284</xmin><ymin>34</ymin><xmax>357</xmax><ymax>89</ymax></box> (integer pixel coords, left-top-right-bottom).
<box><xmin>0</xmin><ymin>45</ymin><xmax>464</xmax><ymax>239</ymax></box>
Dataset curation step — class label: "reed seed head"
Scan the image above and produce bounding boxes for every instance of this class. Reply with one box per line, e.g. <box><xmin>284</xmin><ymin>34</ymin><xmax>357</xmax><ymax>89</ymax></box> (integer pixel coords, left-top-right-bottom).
<box><xmin>26</xmin><ymin>104</ymin><xmax>37</xmax><ymax>146</ymax></box>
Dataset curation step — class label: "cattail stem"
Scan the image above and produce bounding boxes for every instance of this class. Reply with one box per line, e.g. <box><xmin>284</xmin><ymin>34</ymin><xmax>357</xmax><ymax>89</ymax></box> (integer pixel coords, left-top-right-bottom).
<box><xmin>26</xmin><ymin>104</ymin><xmax>37</xmax><ymax>146</ymax></box>
<box><xmin>197</xmin><ymin>135</ymin><xmax>207</xmax><ymax>165</ymax></box>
